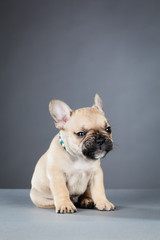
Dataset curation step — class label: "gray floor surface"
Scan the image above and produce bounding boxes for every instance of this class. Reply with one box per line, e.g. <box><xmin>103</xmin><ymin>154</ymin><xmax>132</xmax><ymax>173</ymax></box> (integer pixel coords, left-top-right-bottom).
<box><xmin>0</xmin><ymin>189</ymin><xmax>160</xmax><ymax>240</ymax></box>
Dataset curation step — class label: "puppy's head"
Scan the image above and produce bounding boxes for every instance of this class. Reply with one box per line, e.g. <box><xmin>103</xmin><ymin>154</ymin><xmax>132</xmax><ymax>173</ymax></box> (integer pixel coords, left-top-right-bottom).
<box><xmin>49</xmin><ymin>94</ymin><xmax>113</xmax><ymax>160</ymax></box>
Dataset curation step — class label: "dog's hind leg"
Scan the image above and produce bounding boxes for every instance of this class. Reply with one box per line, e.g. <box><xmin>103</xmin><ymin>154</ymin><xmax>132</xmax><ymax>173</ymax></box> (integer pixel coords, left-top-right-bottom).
<box><xmin>77</xmin><ymin>186</ymin><xmax>94</xmax><ymax>209</ymax></box>
<box><xmin>30</xmin><ymin>188</ymin><xmax>55</xmax><ymax>209</ymax></box>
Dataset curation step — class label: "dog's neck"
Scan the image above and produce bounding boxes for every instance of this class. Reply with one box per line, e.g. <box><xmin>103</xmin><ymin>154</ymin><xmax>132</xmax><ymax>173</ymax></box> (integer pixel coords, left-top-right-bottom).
<box><xmin>58</xmin><ymin>131</ymin><xmax>83</xmax><ymax>160</ymax></box>
<box><xmin>58</xmin><ymin>131</ymin><xmax>66</xmax><ymax>150</ymax></box>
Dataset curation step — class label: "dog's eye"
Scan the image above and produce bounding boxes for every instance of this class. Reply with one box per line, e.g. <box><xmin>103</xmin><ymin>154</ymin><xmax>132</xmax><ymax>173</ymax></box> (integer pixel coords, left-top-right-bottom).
<box><xmin>76</xmin><ymin>132</ymin><xmax>86</xmax><ymax>137</ymax></box>
<box><xmin>105</xmin><ymin>126</ymin><xmax>111</xmax><ymax>134</ymax></box>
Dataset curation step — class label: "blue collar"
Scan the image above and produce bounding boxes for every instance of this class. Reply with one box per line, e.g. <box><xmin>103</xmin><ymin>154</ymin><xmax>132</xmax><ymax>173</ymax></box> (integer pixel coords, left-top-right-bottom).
<box><xmin>58</xmin><ymin>132</ymin><xmax>66</xmax><ymax>150</ymax></box>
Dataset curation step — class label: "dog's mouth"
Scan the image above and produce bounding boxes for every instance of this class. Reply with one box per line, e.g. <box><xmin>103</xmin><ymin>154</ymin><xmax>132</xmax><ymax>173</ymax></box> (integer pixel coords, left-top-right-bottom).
<box><xmin>82</xmin><ymin>148</ymin><xmax>109</xmax><ymax>160</ymax></box>
<box><xmin>82</xmin><ymin>138</ymin><xmax>113</xmax><ymax>160</ymax></box>
<box><xmin>94</xmin><ymin>150</ymin><xmax>107</xmax><ymax>159</ymax></box>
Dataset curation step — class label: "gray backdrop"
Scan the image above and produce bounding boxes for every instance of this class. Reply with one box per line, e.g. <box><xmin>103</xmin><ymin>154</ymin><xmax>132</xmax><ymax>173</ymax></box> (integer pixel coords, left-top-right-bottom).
<box><xmin>1</xmin><ymin>0</ymin><xmax>160</xmax><ymax>189</ymax></box>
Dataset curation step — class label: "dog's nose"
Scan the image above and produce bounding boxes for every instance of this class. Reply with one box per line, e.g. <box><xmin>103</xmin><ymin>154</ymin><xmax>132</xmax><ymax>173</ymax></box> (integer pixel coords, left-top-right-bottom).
<box><xmin>95</xmin><ymin>137</ymin><xmax>105</xmax><ymax>145</ymax></box>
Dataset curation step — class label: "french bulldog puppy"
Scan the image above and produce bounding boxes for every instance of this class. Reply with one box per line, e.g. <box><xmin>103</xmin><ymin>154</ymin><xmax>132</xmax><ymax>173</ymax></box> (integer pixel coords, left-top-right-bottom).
<box><xmin>30</xmin><ymin>94</ymin><xmax>115</xmax><ymax>213</ymax></box>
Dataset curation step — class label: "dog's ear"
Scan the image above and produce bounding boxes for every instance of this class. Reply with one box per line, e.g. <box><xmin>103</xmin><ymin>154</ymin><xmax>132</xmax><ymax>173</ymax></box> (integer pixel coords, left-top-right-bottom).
<box><xmin>49</xmin><ymin>100</ymin><xmax>72</xmax><ymax>129</ymax></box>
<box><xmin>93</xmin><ymin>93</ymin><xmax>105</xmax><ymax>114</ymax></box>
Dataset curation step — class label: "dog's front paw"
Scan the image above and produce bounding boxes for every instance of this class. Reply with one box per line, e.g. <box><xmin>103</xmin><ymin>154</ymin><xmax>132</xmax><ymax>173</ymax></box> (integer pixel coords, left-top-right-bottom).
<box><xmin>56</xmin><ymin>200</ymin><xmax>77</xmax><ymax>214</ymax></box>
<box><xmin>95</xmin><ymin>199</ymin><xmax>115</xmax><ymax>211</ymax></box>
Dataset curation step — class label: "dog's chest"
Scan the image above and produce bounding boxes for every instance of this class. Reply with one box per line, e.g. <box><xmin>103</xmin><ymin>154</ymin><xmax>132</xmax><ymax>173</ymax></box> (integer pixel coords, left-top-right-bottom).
<box><xmin>65</xmin><ymin>160</ymin><xmax>95</xmax><ymax>196</ymax></box>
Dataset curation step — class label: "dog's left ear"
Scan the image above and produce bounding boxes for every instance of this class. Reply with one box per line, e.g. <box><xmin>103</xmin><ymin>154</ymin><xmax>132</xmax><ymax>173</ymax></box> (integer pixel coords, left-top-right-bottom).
<box><xmin>93</xmin><ymin>93</ymin><xmax>105</xmax><ymax>115</ymax></box>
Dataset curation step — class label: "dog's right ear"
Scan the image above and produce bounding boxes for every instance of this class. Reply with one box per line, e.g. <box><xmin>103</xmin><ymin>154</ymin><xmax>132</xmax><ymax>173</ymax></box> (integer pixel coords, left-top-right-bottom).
<box><xmin>49</xmin><ymin>100</ymin><xmax>72</xmax><ymax>129</ymax></box>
